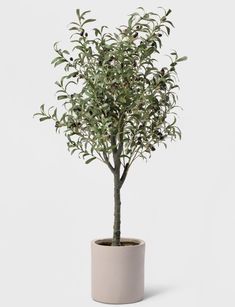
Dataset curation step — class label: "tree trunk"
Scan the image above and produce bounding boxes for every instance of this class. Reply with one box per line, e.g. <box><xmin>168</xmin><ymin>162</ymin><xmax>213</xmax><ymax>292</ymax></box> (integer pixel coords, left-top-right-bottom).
<box><xmin>112</xmin><ymin>162</ymin><xmax>121</xmax><ymax>246</ymax></box>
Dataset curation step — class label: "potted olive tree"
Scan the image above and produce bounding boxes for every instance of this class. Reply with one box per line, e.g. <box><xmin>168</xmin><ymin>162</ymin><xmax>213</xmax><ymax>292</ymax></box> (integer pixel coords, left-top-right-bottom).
<box><xmin>34</xmin><ymin>7</ymin><xmax>186</xmax><ymax>304</ymax></box>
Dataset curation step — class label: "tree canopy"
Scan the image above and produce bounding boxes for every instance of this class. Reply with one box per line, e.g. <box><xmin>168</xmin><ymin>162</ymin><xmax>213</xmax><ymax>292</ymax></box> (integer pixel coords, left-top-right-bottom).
<box><xmin>34</xmin><ymin>7</ymin><xmax>187</xmax><ymax>175</ymax></box>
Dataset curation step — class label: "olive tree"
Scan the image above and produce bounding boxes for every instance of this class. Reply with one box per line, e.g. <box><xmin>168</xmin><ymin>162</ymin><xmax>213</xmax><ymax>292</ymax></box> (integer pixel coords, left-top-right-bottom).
<box><xmin>34</xmin><ymin>7</ymin><xmax>187</xmax><ymax>246</ymax></box>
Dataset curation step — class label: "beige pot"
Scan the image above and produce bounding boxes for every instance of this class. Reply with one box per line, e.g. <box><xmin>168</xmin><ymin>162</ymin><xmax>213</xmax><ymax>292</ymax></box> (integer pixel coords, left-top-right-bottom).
<box><xmin>91</xmin><ymin>238</ymin><xmax>145</xmax><ymax>304</ymax></box>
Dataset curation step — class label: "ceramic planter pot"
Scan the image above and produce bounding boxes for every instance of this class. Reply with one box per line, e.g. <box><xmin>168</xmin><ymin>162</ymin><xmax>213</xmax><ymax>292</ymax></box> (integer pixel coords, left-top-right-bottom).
<box><xmin>91</xmin><ymin>238</ymin><xmax>145</xmax><ymax>304</ymax></box>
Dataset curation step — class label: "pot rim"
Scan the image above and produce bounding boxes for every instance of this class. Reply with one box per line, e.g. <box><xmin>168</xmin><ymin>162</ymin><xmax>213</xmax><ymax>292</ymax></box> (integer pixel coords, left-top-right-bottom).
<box><xmin>91</xmin><ymin>237</ymin><xmax>145</xmax><ymax>248</ymax></box>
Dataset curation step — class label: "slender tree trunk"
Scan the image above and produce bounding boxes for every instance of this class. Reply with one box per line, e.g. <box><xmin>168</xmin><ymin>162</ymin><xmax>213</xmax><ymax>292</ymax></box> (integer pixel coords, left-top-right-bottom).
<box><xmin>112</xmin><ymin>159</ymin><xmax>121</xmax><ymax>246</ymax></box>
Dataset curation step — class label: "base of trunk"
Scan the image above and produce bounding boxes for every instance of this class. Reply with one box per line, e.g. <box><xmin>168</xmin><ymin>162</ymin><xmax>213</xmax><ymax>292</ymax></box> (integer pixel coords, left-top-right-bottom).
<box><xmin>91</xmin><ymin>238</ymin><xmax>145</xmax><ymax>304</ymax></box>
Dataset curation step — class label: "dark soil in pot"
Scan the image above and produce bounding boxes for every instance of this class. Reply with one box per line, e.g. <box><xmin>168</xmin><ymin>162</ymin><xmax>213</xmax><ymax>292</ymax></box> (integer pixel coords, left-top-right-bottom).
<box><xmin>96</xmin><ymin>239</ymin><xmax>140</xmax><ymax>246</ymax></box>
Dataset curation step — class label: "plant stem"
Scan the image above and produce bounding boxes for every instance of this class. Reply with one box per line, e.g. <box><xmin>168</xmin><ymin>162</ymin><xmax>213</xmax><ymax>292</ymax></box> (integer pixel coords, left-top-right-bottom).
<box><xmin>112</xmin><ymin>156</ymin><xmax>121</xmax><ymax>246</ymax></box>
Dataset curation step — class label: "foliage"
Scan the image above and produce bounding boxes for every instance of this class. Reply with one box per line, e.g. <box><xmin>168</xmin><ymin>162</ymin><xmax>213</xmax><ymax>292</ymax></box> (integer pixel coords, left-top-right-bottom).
<box><xmin>34</xmin><ymin>7</ymin><xmax>187</xmax><ymax>175</ymax></box>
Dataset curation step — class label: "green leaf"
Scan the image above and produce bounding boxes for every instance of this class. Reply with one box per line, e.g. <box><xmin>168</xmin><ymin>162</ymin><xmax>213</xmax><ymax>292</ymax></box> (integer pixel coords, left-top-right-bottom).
<box><xmin>165</xmin><ymin>20</ymin><xmax>174</xmax><ymax>27</ymax></box>
<box><xmin>85</xmin><ymin>157</ymin><xmax>96</xmax><ymax>164</ymax></box>
<box><xmin>55</xmin><ymin>81</ymin><xmax>61</xmax><ymax>87</ymax></box>
<box><xmin>33</xmin><ymin>112</ymin><xmax>42</xmax><ymax>117</ymax></box>
<box><xmin>70</xmin><ymin>22</ymin><xmax>80</xmax><ymax>26</ymax></box>
<box><xmin>82</xmin><ymin>153</ymin><xmax>90</xmax><ymax>158</ymax></box>
<box><xmin>177</xmin><ymin>56</ymin><xmax>188</xmax><ymax>62</ymax></box>
<box><xmin>143</xmin><ymin>47</ymin><xmax>155</xmax><ymax>58</ymax></box>
<box><xmin>93</xmin><ymin>28</ymin><xmax>101</xmax><ymax>36</ymax></box>
<box><xmin>67</xmin><ymin>71</ymin><xmax>79</xmax><ymax>78</ymax></box>
<box><xmin>69</xmin><ymin>27</ymin><xmax>79</xmax><ymax>31</ymax></box>
<box><xmin>57</xmin><ymin>95</ymin><xmax>68</xmax><ymax>100</ymax></box>
<box><xmin>81</xmin><ymin>10</ymin><xmax>91</xmax><ymax>18</ymax></box>
<box><xmin>51</xmin><ymin>56</ymin><xmax>62</xmax><ymax>64</ymax></box>
<box><xmin>128</xmin><ymin>15</ymin><xmax>133</xmax><ymax>28</ymax></box>
<box><xmin>101</xmin><ymin>25</ymin><xmax>108</xmax><ymax>32</ymax></box>
<box><xmin>71</xmin><ymin>148</ymin><xmax>77</xmax><ymax>155</ymax></box>
<box><xmin>144</xmin><ymin>13</ymin><xmax>150</xmax><ymax>19</ymax></box>
<box><xmin>54</xmin><ymin>59</ymin><xmax>67</xmax><ymax>67</ymax></box>
<box><xmin>166</xmin><ymin>9</ymin><xmax>172</xmax><ymax>16</ymax></box>
<box><xmin>53</xmin><ymin>41</ymin><xmax>59</xmax><ymax>51</ymax></box>
<box><xmin>76</xmin><ymin>9</ymin><xmax>80</xmax><ymax>19</ymax></box>
<box><xmin>56</xmin><ymin>89</ymin><xmax>66</xmax><ymax>94</ymax></box>
<box><xmin>52</xmin><ymin>108</ymin><xmax>57</xmax><ymax>119</ymax></box>
<box><xmin>39</xmin><ymin>117</ymin><xmax>50</xmax><ymax>122</ymax></box>
<box><xmin>81</xmin><ymin>19</ymin><xmax>96</xmax><ymax>26</ymax></box>
<box><xmin>40</xmin><ymin>104</ymin><xmax>45</xmax><ymax>112</ymax></box>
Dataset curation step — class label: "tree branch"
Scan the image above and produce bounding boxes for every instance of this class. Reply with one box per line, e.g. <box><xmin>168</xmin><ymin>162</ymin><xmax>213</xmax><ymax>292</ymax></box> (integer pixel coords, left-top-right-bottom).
<box><xmin>120</xmin><ymin>163</ymin><xmax>129</xmax><ymax>188</ymax></box>
<box><xmin>117</xmin><ymin>141</ymin><xmax>123</xmax><ymax>156</ymax></box>
<box><xmin>111</xmin><ymin>133</ymin><xmax>120</xmax><ymax>171</ymax></box>
<box><xmin>103</xmin><ymin>152</ymin><xmax>115</xmax><ymax>173</ymax></box>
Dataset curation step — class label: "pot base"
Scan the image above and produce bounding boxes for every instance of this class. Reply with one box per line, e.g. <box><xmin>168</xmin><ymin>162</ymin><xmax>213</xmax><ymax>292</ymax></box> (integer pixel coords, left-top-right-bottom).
<box><xmin>92</xmin><ymin>296</ymin><xmax>144</xmax><ymax>305</ymax></box>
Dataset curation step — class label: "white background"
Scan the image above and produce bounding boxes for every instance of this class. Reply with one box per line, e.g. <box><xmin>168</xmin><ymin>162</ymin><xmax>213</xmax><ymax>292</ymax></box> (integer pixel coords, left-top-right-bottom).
<box><xmin>0</xmin><ymin>0</ymin><xmax>235</xmax><ymax>306</ymax></box>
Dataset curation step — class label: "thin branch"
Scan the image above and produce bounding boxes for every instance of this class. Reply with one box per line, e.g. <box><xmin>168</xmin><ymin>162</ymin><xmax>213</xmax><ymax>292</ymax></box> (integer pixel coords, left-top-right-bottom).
<box><xmin>120</xmin><ymin>163</ymin><xmax>130</xmax><ymax>188</ymax></box>
<box><xmin>129</xmin><ymin>145</ymin><xmax>142</xmax><ymax>167</ymax></box>
<box><xmin>111</xmin><ymin>132</ymin><xmax>120</xmax><ymax>171</ymax></box>
<box><xmin>103</xmin><ymin>151</ymin><xmax>115</xmax><ymax>173</ymax></box>
<box><xmin>117</xmin><ymin>142</ymin><xmax>123</xmax><ymax>156</ymax></box>
<box><xmin>93</xmin><ymin>154</ymin><xmax>106</xmax><ymax>164</ymax></box>
<box><xmin>96</xmin><ymin>151</ymin><xmax>106</xmax><ymax>163</ymax></box>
